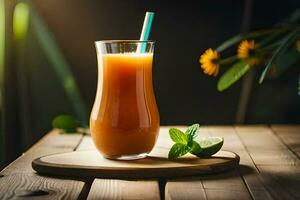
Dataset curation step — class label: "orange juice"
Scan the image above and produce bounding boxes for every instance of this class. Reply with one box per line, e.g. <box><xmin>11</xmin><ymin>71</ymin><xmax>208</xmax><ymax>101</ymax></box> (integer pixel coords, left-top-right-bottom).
<box><xmin>90</xmin><ymin>53</ymin><xmax>160</xmax><ymax>159</ymax></box>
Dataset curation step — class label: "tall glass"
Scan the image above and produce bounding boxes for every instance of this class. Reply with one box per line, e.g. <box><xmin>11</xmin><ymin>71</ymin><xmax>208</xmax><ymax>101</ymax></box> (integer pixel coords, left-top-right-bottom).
<box><xmin>91</xmin><ymin>40</ymin><xmax>160</xmax><ymax>160</ymax></box>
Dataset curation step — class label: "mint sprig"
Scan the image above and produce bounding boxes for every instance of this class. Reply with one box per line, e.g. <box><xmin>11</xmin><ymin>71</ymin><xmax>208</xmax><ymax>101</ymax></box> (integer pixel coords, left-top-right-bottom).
<box><xmin>168</xmin><ymin>123</ymin><xmax>202</xmax><ymax>160</ymax></box>
<box><xmin>185</xmin><ymin>123</ymin><xmax>199</xmax><ymax>144</ymax></box>
<box><xmin>168</xmin><ymin>124</ymin><xmax>224</xmax><ymax>160</ymax></box>
<box><xmin>169</xmin><ymin>128</ymin><xmax>187</xmax><ymax>144</ymax></box>
<box><xmin>168</xmin><ymin>143</ymin><xmax>192</xmax><ymax>160</ymax></box>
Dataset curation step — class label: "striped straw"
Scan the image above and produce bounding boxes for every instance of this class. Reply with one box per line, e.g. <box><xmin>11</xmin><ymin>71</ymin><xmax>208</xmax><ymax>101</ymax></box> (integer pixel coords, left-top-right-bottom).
<box><xmin>137</xmin><ymin>12</ymin><xmax>154</xmax><ymax>53</ymax></box>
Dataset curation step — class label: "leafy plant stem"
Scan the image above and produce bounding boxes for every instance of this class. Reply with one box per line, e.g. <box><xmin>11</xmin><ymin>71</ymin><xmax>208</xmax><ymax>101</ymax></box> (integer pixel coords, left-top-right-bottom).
<box><xmin>217</xmin><ymin>56</ymin><xmax>238</xmax><ymax>65</ymax></box>
<box><xmin>259</xmin><ymin>27</ymin><xmax>300</xmax><ymax>83</ymax></box>
<box><xmin>216</xmin><ymin>26</ymin><xmax>296</xmax><ymax>52</ymax></box>
<box><xmin>259</xmin><ymin>40</ymin><xmax>282</xmax><ymax>52</ymax></box>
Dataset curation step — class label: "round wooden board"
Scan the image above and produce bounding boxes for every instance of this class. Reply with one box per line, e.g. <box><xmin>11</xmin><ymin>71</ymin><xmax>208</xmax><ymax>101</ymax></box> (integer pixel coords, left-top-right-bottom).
<box><xmin>32</xmin><ymin>147</ymin><xmax>239</xmax><ymax>179</ymax></box>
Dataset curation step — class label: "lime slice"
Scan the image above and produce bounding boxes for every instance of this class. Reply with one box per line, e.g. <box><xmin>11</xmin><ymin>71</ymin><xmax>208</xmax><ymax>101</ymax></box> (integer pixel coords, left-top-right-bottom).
<box><xmin>191</xmin><ymin>137</ymin><xmax>224</xmax><ymax>157</ymax></box>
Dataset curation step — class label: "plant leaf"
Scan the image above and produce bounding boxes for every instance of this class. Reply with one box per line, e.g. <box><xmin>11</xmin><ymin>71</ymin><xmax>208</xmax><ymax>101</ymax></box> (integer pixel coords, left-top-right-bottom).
<box><xmin>216</xmin><ymin>27</ymin><xmax>288</xmax><ymax>52</ymax></box>
<box><xmin>259</xmin><ymin>31</ymin><xmax>285</xmax><ymax>47</ymax></box>
<box><xmin>185</xmin><ymin>124</ymin><xmax>200</xmax><ymax>143</ymax></box>
<box><xmin>259</xmin><ymin>27</ymin><xmax>300</xmax><ymax>83</ymax></box>
<box><xmin>168</xmin><ymin>143</ymin><xmax>191</xmax><ymax>160</ymax></box>
<box><xmin>283</xmin><ymin>9</ymin><xmax>300</xmax><ymax>24</ymax></box>
<box><xmin>30</xmin><ymin>5</ymin><xmax>88</xmax><ymax>123</ymax></box>
<box><xmin>169</xmin><ymin>128</ymin><xmax>187</xmax><ymax>144</ymax></box>
<box><xmin>272</xmin><ymin>48</ymin><xmax>300</xmax><ymax>78</ymax></box>
<box><xmin>217</xmin><ymin>60</ymin><xmax>251</xmax><ymax>91</ymax></box>
<box><xmin>52</xmin><ymin>115</ymin><xmax>78</xmax><ymax>133</ymax></box>
<box><xmin>216</xmin><ymin>10</ymin><xmax>300</xmax><ymax>53</ymax></box>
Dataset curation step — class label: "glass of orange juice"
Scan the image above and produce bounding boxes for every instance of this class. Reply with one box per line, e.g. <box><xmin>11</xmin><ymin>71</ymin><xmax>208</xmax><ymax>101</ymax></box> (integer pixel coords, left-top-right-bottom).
<box><xmin>90</xmin><ymin>40</ymin><xmax>160</xmax><ymax>160</ymax></box>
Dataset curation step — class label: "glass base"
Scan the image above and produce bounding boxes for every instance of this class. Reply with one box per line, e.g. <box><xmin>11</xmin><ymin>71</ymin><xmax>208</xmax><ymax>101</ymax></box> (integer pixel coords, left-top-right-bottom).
<box><xmin>104</xmin><ymin>153</ymin><xmax>148</xmax><ymax>160</ymax></box>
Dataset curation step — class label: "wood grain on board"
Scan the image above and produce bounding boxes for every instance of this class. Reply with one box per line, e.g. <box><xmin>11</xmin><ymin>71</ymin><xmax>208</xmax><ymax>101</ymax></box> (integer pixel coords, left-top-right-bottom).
<box><xmin>32</xmin><ymin>148</ymin><xmax>239</xmax><ymax>178</ymax></box>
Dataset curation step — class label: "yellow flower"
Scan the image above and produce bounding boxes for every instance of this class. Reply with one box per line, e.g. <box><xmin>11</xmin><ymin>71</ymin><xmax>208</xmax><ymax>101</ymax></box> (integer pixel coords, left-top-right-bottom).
<box><xmin>199</xmin><ymin>48</ymin><xmax>220</xmax><ymax>76</ymax></box>
<box><xmin>237</xmin><ymin>40</ymin><xmax>260</xmax><ymax>65</ymax></box>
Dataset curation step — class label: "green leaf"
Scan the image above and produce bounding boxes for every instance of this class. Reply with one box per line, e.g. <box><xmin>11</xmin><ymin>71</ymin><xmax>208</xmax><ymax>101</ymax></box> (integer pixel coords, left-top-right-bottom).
<box><xmin>272</xmin><ymin>48</ymin><xmax>300</xmax><ymax>78</ymax></box>
<box><xmin>169</xmin><ymin>128</ymin><xmax>187</xmax><ymax>144</ymax></box>
<box><xmin>185</xmin><ymin>124</ymin><xmax>200</xmax><ymax>142</ymax></box>
<box><xmin>217</xmin><ymin>60</ymin><xmax>251</xmax><ymax>91</ymax></box>
<box><xmin>259</xmin><ymin>31</ymin><xmax>285</xmax><ymax>48</ymax></box>
<box><xmin>284</xmin><ymin>9</ymin><xmax>300</xmax><ymax>24</ymax></box>
<box><xmin>215</xmin><ymin>10</ymin><xmax>300</xmax><ymax>53</ymax></box>
<box><xmin>259</xmin><ymin>27</ymin><xmax>300</xmax><ymax>84</ymax></box>
<box><xmin>30</xmin><ymin>5</ymin><xmax>88</xmax><ymax>123</ymax></box>
<box><xmin>52</xmin><ymin>115</ymin><xmax>78</xmax><ymax>133</ymax></box>
<box><xmin>168</xmin><ymin>143</ymin><xmax>191</xmax><ymax>160</ymax></box>
<box><xmin>216</xmin><ymin>27</ymin><xmax>289</xmax><ymax>52</ymax></box>
<box><xmin>13</xmin><ymin>2</ymin><xmax>30</xmax><ymax>42</ymax></box>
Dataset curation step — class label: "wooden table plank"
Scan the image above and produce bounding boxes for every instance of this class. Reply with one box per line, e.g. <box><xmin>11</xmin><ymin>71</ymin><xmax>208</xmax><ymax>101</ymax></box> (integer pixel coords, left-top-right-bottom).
<box><xmin>206</xmin><ymin>127</ymin><xmax>272</xmax><ymax>199</ymax></box>
<box><xmin>87</xmin><ymin>179</ymin><xmax>160</xmax><ymax>200</ymax></box>
<box><xmin>235</xmin><ymin>126</ymin><xmax>299</xmax><ymax>166</ymax></box>
<box><xmin>1</xmin><ymin>130</ymin><xmax>83</xmax><ymax>174</ymax></box>
<box><xmin>166</xmin><ymin>172</ymin><xmax>252</xmax><ymax>200</ymax></box>
<box><xmin>2</xmin><ymin>125</ymin><xmax>299</xmax><ymax>200</ymax></box>
<box><xmin>258</xmin><ymin>165</ymin><xmax>300</xmax><ymax>200</ymax></box>
<box><xmin>208</xmin><ymin>127</ymin><xmax>273</xmax><ymax>200</ymax></box>
<box><xmin>0</xmin><ymin>173</ymin><xmax>85</xmax><ymax>199</ymax></box>
<box><xmin>79</xmin><ymin>135</ymin><xmax>161</xmax><ymax>200</ymax></box>
<box><xmin>0</xmin><ymin>129</ymin><xmax>87</xmax><ymax>199</ymax></box>
<box><xmin>165</xmin><ymin>126</ymin><xmax>269</xmax><ymax>200</ymax></box>
<box><xmin>165</xmin><ymin>126</ymin><xmax>271</xmax><ymax>199</ymax></box>
<box><xmin>165</xmin><ymin>181</ymin><xmax>206</xmax><ymax>200</ymax></box>
<box><xmin>235</xmin><ymin>125</ymin><xmax>300</xmax><ymax>200</ymax></box>
<box><xmin>271</xmin><ymin>125</ymin><xmax>300</xmax><ymax>158</ymax></box>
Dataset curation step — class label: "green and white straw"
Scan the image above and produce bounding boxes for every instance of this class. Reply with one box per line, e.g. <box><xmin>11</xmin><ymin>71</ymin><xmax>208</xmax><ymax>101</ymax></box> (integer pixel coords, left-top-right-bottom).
<box><xmin>137</xmin><ymin>12</ymin><xmax>154</xmax><ymax>53</ymax></box>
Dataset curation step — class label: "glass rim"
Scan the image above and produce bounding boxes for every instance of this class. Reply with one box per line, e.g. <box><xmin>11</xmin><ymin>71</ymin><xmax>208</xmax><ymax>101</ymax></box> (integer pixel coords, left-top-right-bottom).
<box><xmin>95</xmin><ymin>40</ymin><xmax>155</xmax><ymax>45</ymax></box>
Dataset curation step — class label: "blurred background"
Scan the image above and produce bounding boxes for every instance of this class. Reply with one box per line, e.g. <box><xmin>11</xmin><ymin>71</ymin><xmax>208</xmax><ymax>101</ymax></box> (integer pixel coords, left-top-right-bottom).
<box><xmin>0</xmin><ymin>0</ymin><xmax>299</xmax><ymax>167</ymax></box>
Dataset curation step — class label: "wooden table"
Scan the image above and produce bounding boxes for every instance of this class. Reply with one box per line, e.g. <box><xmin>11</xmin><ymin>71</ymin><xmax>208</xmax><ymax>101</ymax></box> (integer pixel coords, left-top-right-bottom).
<box><xmin>0</xmin><ymin>125</ymin><xmax>299</xmax><ymax>199</ymax></box>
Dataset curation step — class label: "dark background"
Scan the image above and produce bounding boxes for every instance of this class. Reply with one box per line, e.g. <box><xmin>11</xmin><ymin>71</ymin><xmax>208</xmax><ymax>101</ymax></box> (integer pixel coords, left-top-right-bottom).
<box><xmin>2</xmin><ymin>0</ymin><xmax>300</xmax><ymax>166</ymax></box>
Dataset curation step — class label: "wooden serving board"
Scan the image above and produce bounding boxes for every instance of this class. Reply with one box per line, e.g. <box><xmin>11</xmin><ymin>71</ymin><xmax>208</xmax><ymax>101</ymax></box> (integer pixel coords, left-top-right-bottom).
<box><xmin>32</xmin><ymin>146</ymin><xmax>239</xmax><ymax>179</ymax></box>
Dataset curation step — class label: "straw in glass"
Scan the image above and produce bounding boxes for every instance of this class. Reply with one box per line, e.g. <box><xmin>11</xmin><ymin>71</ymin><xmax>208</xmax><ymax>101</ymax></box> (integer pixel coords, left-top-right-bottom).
<box><xmin>137</xmin><ymin>12</ymin><xmax>154</xmax><ymax>53</ymax></box>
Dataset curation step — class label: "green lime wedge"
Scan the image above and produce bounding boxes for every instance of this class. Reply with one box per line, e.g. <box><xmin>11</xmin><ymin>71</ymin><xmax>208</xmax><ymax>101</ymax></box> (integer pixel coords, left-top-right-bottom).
<box><xmin>191</xmin><ymin>137</ymin><xmax>224</xmax><ymax>157</ymax></box>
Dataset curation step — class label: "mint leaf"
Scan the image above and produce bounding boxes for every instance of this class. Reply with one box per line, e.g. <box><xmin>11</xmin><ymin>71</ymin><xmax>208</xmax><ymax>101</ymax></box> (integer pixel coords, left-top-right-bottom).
<box><xmin>52</xmin><ymin>115</ymin><xmax>78</xmax><ymax>133</ymax></box>
<box><xmin>190</xmin><ymin>141</ymin><xmax>203</xmax><ymax>156</ymax></box>
<box><xmin>168</xmin><ymin>143</ymin><xmax>191</xmax><ymax>160</ymax></box>
<box><xmin>169</xmin><ymin>128</ymin><xmax>187</xmax><ymax>144</ymax></box>
<box><xmin>185</xmin><ymin>124</ymin><xmax>200</xmax><ymax>142</ymax></box>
